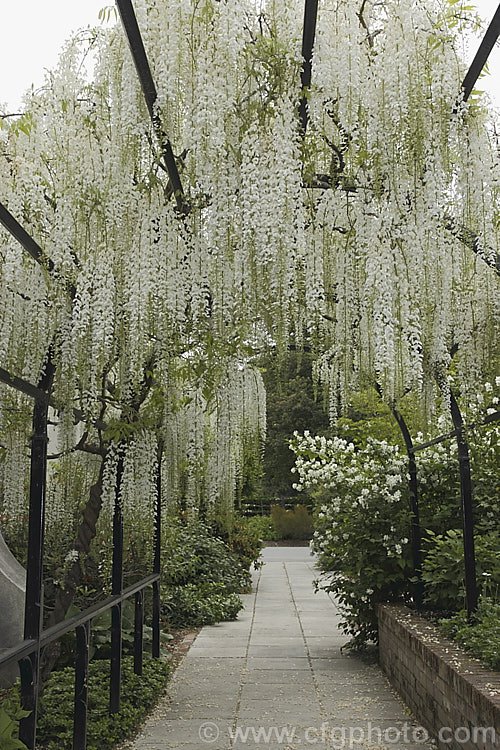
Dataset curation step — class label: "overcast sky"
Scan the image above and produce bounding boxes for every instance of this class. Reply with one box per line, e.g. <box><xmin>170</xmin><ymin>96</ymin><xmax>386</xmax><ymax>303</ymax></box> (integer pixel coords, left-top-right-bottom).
<box><xmin>0</xmin><ymin>1</ymin><xmax>499</xmax><ymax>112</ymax></box>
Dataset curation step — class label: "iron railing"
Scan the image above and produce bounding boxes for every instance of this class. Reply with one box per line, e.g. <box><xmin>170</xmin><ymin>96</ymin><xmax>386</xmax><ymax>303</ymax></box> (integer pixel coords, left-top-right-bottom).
<box><xmin>0</xmin><ymin>358</ymin><xmax>162</xmax><ymax>750</ymax></box>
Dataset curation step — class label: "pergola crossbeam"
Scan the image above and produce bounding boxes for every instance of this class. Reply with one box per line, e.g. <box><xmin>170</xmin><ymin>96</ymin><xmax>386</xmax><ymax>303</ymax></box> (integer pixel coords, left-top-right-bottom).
<box><xmin>115</xmin><ymin>0</ymin><xmax>187</xmax><ymax>214</ymax></box>
<box><xmin>461</xmin><ymin>4</ymin><xmax>500</xmax><ymax>103</ymax></box>
<box><xmin>0</xmin><ymin>367</ymin><xmax>49</xmax><ymax>402</ymax></box>
<box><xmin>0</xmin><ymin>366</ymin><xmax>108</xmax><ymax>432</ymax></box>
<box><xmin>0</xmin><ymin>202</ymin><xmax>54</xmax><ymax>273</ymax></box>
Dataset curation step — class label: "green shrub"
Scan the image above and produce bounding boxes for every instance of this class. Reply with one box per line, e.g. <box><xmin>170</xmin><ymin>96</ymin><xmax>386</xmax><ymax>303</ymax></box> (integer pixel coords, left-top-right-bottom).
<box><xmin>159</xmin><ymin>518</ymin><xmax>255</xmax><ymax>629</ymax></box>
<box><xmin>162</xmin><ymin>518</ymin><xmax>249</xmax><ymax>592</ymax></box>
<box><xmin>161</xmin><ymin>582</ymin><xmax>243</xmax><ymax>627</ymax></box>
<box><xmin>270</xmin><ymin>505</ymin><xmax>314</xmax><ymax>540</ymax></box>
<box><xmin>241</xmin><ymin>515</ymin><xmax>280</xmax><ymax>541</ymax></box>
<box><xmin>439</xmin><ymin>597</ymin><xmax>500</xmax><ymax>671</ymax></box>
<box><xmin>223</xmin><ymin>517</ymin><xmax>263</xmax><ymax>574</ymax></box>
<box><xmin>421</xmin><ymin>530</ymin><xmax>500</xmax><ymax>611</ymax></box>
<box><xmin>36</xmin><ymin>656</ymin><xmax>170</xmax><ymax>750</ymax></box>
<box><xmin>291</xmin><ymin>433</ymin><xmax>413</xmax><ymax>648</ymax></box>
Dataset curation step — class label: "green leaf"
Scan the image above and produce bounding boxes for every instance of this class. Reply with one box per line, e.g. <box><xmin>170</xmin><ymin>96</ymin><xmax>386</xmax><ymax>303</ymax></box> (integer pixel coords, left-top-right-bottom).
<box><xmin>0</xmin><ymin>705</ymin><xmax>30</xmax><ymax>750</ymax></box>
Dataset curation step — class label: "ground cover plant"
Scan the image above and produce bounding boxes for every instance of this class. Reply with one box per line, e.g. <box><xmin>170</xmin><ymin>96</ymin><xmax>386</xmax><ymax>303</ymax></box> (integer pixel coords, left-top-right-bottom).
<box><xmin>439</xmin><ymin>597</ymin><xmax>500</xmax><ymax>672</ymax></box>
<box><xmin>0</xmin><ymin>657</ymin><xmax>170</xmax><ymax>750</ymax></box>
<box><xmin>37</xmin><ymin>657</ymin><xmax>170</xmax><ymax>750</ymax></box>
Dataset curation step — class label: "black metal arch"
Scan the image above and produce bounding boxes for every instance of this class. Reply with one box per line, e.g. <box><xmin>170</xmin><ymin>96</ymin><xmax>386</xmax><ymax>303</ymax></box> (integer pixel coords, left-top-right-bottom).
<box><xmin>299</xmin><ymin>0</ymin><xmax>319</xmax><ymax>134</ymax></box>
<box><xmin>0</xmin><ymin>203</ymin><xmax>54</xmax><ymax>273</ymax></box>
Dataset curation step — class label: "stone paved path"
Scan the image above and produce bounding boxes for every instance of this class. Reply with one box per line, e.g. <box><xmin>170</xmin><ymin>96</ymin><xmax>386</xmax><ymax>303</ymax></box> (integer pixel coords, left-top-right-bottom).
<box><xmin>129</xmin><ymin>547</ymin><xmax>435</xmax><ymax>749</ymax></box>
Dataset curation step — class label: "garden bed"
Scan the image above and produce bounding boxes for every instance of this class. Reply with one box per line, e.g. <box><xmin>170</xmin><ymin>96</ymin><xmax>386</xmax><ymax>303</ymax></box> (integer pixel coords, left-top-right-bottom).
<box><xmin>377</xmin><ymin>604</ymin><xmax>500</xmax><ymax>750</ymax></box>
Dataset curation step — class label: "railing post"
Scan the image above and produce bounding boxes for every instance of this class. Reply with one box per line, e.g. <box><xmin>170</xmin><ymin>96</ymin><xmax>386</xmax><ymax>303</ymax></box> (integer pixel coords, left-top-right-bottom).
<box><xmin>110</xmin><ymin>448</ymin><xmax>124</xmax><ymax>713</ymax></box>
<box><xmin>19</xmin><ymin>360</ymin><xmax>54</xmax><ymax>749</ymax></box>
<box><xmin>152</xmin><ymin>442</ymin><xmax>162</xmax><ymax>659</ymax></box>
<box><xmin>449</xmin><ymin>390</ymin><xmax>478</xmax><ymax>617</ymax></box>
<box><xmin>73</xmin><ymin>622</ymin><xmax>90</xmax><ymax>750</ymax></box>
<box><xmin>18</xmin><ymin>658</ymin><xmax>36</xmax><ymax>749</ymax></box>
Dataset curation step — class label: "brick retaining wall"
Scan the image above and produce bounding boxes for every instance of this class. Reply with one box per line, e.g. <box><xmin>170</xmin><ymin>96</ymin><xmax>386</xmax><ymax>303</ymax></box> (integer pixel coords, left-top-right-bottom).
<box><xmin>377</xmin><ymin>604</ymin><xmax>500</xmax><ymax>750</ymax></box>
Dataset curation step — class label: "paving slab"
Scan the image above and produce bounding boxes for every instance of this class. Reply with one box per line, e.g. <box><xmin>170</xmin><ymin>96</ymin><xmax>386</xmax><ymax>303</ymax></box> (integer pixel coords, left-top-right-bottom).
<box><xmin>128</xmin><ymin>547</ymin><xmax>435</xmax><ymax>750</ymax></box>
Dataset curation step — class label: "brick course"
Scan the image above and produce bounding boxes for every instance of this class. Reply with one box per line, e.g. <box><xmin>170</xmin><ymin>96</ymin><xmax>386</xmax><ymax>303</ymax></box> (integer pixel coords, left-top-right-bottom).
<box><xmin>377</xmin><ymin>604</ymin><xmax>500</xmax><ymax>750</ymax></box>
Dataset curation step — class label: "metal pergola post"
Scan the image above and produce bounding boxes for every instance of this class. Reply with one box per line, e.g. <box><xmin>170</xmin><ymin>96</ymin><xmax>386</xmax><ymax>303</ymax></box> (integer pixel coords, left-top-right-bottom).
<box><xmin>374</xmin><ymin>385</ymin><xmax>423</xmax><ymax>607</ymax></box>
<box><xmin>460</xmin><ymin>4</ymin><xmax>500</xmax><ymax>103</ymax></box>
<box><xmin>390</xmin><ymin>413</ymin><xmax>423</xmax><ymax>609</ymax></box>
<box><xmin>110</xmin><ymin>449</ymin><xmax>125</xmax><ymax>713</ymax></box>
<box><xmin>18</xmin><ymin>359</ymin><xmax>55</xmax><ymax>748</ymax></box>
<box><xmin>449</xmin><ymin>390</ymin><xmax>478</xmax><ymax>617</ymax></box>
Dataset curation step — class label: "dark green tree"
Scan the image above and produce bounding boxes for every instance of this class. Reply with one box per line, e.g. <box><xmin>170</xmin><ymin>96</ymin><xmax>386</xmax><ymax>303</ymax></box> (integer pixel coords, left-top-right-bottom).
<box><xmin>255</xmin><ymin>351</ymin><xmax>330</xmax><ymax>510</ymax></box>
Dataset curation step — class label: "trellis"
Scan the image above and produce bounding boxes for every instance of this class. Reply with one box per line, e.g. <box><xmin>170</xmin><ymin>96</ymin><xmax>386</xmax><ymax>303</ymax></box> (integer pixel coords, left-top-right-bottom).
<box><xmin>0</xmin><ymin>2</ymin><xmax>498</xmax><ymax>749</ymax></box>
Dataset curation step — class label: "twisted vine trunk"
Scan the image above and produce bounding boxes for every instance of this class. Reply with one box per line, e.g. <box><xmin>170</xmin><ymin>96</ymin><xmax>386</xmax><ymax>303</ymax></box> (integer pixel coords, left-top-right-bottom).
<box><xmin>40</xmin><ymin>459</ymin><xmax>105</xmax><ymax>683</ymax></box>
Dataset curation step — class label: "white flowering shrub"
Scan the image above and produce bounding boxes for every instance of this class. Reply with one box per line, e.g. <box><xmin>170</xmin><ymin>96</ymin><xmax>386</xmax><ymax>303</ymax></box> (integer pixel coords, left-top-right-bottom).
<box><xmin>291</xmin><ymin>431</ymin><xmax>412</xmax><ymax>647</ymax></box>
<box><xmin>291</xmin><ymin>385</ymin><xmax>500</xmax><ymax>644</ymax></box>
